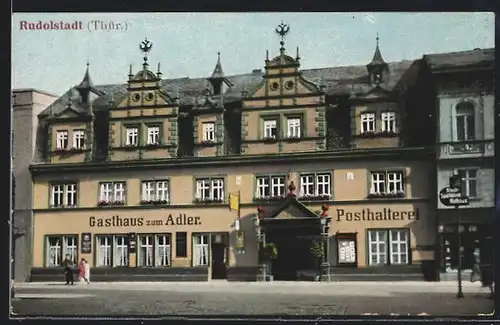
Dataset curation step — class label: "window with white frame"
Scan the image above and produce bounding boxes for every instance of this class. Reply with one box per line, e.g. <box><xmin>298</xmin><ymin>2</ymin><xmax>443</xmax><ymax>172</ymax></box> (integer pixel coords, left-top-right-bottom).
<box><xmin>156</xmin><ymin>234</ymin><xmax>171</xmax><ymax>266</ymax></box>
<box><xmin>50</xmin><ymin>183</ymin><xmax>77</xmax><ymax>207</ymax></box>
<box><xmin>299</xmin><ymin>173</ymin><xmax>332</xmax><ymax>198</ymax></box>
<box><xmin>360</xmin><ymin>113</ymin><xmax>375</xmax><ymax>133</ymax></box>
<box><xmin>370</xmin><ymin>171</ymin><xmax>404</xmax><ymax>195</ymax></box>
<box><xmin>195</xmin><ymin>178</ymin><xmax>224</xmax><ymax>202</ymax></box>
<box><xmin>368</xmin><ymin>229</ymin><xmax>409</xmax><ymax>266</ymax></box>
<box><xmin>95</xmin><ymin>235</ymin><xmax>130</xmax><ymax>267</ymax></box>
<box><xmin>72</xmin><ymin>129</ymin><xmax>85</xmax><ymax>149</ymax></box>
<box><xmin>125</xmin><ymin>127</ymin><xmax>139</xmax><ymax>146</ymax></box>
<box><xmin>455</xmin><ymin>102</ymin><xmax>475</xmax><ymax>141</ymax></box>
<box><xmin>381</xmin><ymin>112</ymin><xmax>397</xmax><ymax>133</ymax></box>
<box><xmin>255</xmin><ymin>175</ymin><xmax>286</xmax><ymax>198</ymax></box>
<box><xmin>141</xmin><ymin>180</ymin><xmax>169</xmax><ymax>203</ymax></box>
<box><xmin>263</xmin><ymin>119</ymin><xmax>278</xmax><ymax>139</ymax></box>
<box><xmin>202</xmin><ymin>122</ymin><xmax>215</xmax><ymax>142</ymax></box>
<box><xmin>46</xmin><ymin>235</ymin><xmax>78</xmax><ymax>267</ymax></box>
<box><xmin>146</xmin><ymin>125</ymin><xmax>160</xmax><ymax>145</ymax></box>
<box><xmin>457</xmin><ymin>169</ymin><xmax>478</xmax><ymax>198</ymax></box>
<box><xmin>138</xmin><ymin>235</ymin><xmax>154</xmax><ymax>266</ymax></box>
<box><xmin>99</xmin><ymin>182</ymin><xmax>126</xmax><ymax>204</ymax></box>
<box><xmin>286</xmin><ymin>117</ymin><xmax>301</xmax><ymax>138</ymax></box>
<box><xmin>193</xmin><ymin>234</ymin><xmax>209</xmax><ymax>266</ymax></box>
<box><xmin>56</xmin><ymin>130</ymin><xmax>69</xmax><ymax>149</ymax></box>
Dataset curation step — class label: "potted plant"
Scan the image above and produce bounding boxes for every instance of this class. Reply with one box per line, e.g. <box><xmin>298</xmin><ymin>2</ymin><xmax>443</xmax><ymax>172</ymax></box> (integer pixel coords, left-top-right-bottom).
<box><xmin>310</xmin><ymin>240</ymin><xmax>325</xmax><ymax>281</ymax></box>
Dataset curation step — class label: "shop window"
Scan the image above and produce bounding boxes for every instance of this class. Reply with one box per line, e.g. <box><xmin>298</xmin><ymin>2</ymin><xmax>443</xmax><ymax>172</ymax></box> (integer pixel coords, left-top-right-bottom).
<box><xmin>137</xmin><ymin>234</ymin><xmax>171</xmax><ymax>267</ymax></box>
<box><xmin>336</xmin><ymin>233</ymin><xmax>358</xmax><ymax>267</ymax></box>
<box><xmin>368</xmin><ymin>229</ymin><xmax>410</xmax><ymax>266</ymax></box>
<box><xmin>45</xmin><ymin>235</ymin><xmax>78</xmax><ymax>267</ymax></box>
<box><xmin>193</xmin><ymin>234</ymin><xmax>210</xmax><ymax>266</ymax></box>
<box><xmin>176</xmin><ymin>232</ymin><xmax>187</xmax><ymax>257</ymax></box>
<box><xmin>255</xmin><ymin>175</ymin><xmax>286</xmax><ymax>199</ymax></box>
<box><xmin>299</xmin><ymin>173</ymin><xmax>332</xmax><ymax>199</ymax></box>
<box><xmin>96</xmin><ymin>235</ymin><xmax>129</xmax><ymax>267</ymax></box>
<box><xmin>50</xmin><ymin>183</ymin><xmax>77</xmax><ymax>207</ymax></box>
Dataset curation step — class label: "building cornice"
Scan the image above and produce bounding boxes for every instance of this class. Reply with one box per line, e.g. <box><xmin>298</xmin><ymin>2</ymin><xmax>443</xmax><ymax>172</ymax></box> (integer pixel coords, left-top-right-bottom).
<box><xmin>29</xmin><ymin>146</ymin><xmax>434</xmax><ymax>175</ymax></box>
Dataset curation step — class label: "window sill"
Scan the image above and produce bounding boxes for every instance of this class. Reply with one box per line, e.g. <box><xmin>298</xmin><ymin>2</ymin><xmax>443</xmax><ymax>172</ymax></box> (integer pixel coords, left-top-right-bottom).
<box><xmin>193</xmin><ymin>199</ymin><xmax>224</xmax><ymax>204</ymax></box>
<box><xmin>50</xmin><ymin>205</ymin><xmax>78</xmax><ymax>209</ymax></box>
<box><xmin>144</xmin><ymin>144</ymin><xmax>162</xmax><ymax>150</ymax></box>
<box><xmin>367</xmin><ymin>193</ymin><xmax>405</xmax><ymax>199</ymax></box>
<box><xmin>97</xmin><ymin>202</ymin><xmax>126</xmax><ymax>207</ymax></box>
<box><xmin>253</xmin><ymin>196</ymin><xmax>287</xmax><ymax>202</ymax></box>
<box><xmin>283</xmin><ymin>136</ymin><xmax>301</xmax><ymax>142</ymax></box>
<box><xmin>261</xmin><ymin>137</ymin><xmax>279</xmax><ymax>143</ymax></box>
<box><xmin>298</xmin><ymin>195</ymin><xmax>332</xmax><ymax>201</ymax></box>
<box><xmin>52</xmin><ymin>148</ymin><xmax>89</xmax><ymax>155</ymax></box>
<box><xmin>140</xmin><ymin>200</ymin><xmax>170</xmax><ymax>206</ymax></box>
<box><xmin>198</xmin><ymin>140</ymin><xmax>217</xmax><ymax>147</ymax></box>
<box><xmin>355</xmin><ymin>131</ymin><xmax>399</xmax><ymax>139</ymax></box>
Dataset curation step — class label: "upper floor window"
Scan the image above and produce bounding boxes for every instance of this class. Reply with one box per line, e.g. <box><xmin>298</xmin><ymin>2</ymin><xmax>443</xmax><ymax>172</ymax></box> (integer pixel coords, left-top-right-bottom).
<box><xmin>299</xmin><ymin>173</ymin><xmax>332</xmax><ymax>199</ymax></box>
<box><xmin>99</xmin><ymin>182</ymin><xmax>126</xmax><ymax>205</ymax></box>
<box><xmin>263</xmin><ymin>119</ymin><xmax>278</xmax><ymax>139</ymax></box>
<box><xmin>146</xmin><ymin>125</ymin><xmax>160</xmax><ymax>145</ymax></box>
<box><xmin>360</xmin><ymin>113</ymin><xmax>375</xmax><ymax>133</ymax></box>
<box><xmin>369</xmin><ymin>171</ymin><xmax>404</xmax><ymax>198</ymax></box>
<box><xmin>202</xmin><ymin>122</ymin><xmax>215</xmax><ymax>142</ymax></box>
<box><xmin>56</xmin><ymin>130</ymin><xmax>69</xmax><ymax>149</ymax></box>
<box><xmin>141</xmin><ymin>180</ymin><xmax>169</xmax><ymax>203</ymax></box>
<box><xmin>73</xmin><ymin>129</ymin><xmax>85</xmax><ymax>149</ymax></box>
<box><xmin>125</xmin><ymin>127</ymin><xmax>139</xmax><ymax>146</ymax></box>
<box><xmin>255</xmin><ymin>175</ymin><xmax>286</xmax><ymax>199</ymax></box>
<box><xmin>456</xmin><ymin>102</ymin><xmax>475</xmax><ymax>141</ymax></box>
<box><xmin>195</xmin><ymin>178</ymin><xmax>224</xmax><ymax>203</ymax></box>
<box><xmin>50</xmin><ymin>183</ymin><xmax>77</xmax><ymax>207</ymax></box>
<box><xmin>381</xmin><ymin>112</ymin><xmax>396</xmax><ymax>133</ymax></box>
<box><xmin>286</xmin><ymin>117</ymin><xmax>301</xmax><ymax>138</ymax></box>
<box><xmin>457</xmin><ymin>169</ymin><xmax>478</xmax><ymax>198</ymax></box>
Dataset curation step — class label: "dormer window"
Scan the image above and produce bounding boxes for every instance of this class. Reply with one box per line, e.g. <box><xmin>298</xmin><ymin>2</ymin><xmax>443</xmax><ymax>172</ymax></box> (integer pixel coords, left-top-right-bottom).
<box><xmin>381</xmin><ymin>112</ymin><xmax>396</xmax><ymax>133</ymax></box>
<box><xmin>56</xmin><ymin>130</ymin><xmax>68</xmax><ymax>149</ymax></box>
<box><xmin>125</xmin><ymin>127</ymin><xmax>139</xmax><ymax>146</ymax></box>
<box><xmin>360</xmin><ymin>113</ymin><xmax>375</xmax><ymax>133</ymax></box>
<box><xmin>263</xmin><ymin>119</ymin><xmax>278</xmax><ymax>139</ymax></box>
<box><xmin>72</xmin><ymin>129</ymin><xmax>86</xmax><ymax>149</ymax></box>
<box><xmin>146</xmin><ymin>125</ymin><xmax>160</xmax><ymax>145</ymax></box>
<box><xmin>202</xmin><ymin>122</ymin><xmax>215</xmax><ymax>142</ymax></box>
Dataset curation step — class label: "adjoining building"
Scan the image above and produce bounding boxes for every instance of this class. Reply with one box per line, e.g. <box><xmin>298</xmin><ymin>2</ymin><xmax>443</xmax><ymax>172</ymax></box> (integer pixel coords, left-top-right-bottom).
<box><xmin>421</xmin><ymin>49</ymin><xmax>495</xmax><ymax>281</ymax></box>
<box><xmin>28</xmin><ymin>26</ymin><xmax>491</xmax><ymax>282</ymax></box>
<box><xmin>12</xmin><ymin>88</ymin><xmax>58</xmax><ymax>281</ymax></box>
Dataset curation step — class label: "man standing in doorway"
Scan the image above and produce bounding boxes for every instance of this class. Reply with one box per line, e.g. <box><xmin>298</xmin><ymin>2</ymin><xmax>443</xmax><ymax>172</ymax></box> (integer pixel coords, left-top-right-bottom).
<box><xmin>63</xmin><ymin>254</ymin><xmax>75</xmax><ymax>285</ymax></box>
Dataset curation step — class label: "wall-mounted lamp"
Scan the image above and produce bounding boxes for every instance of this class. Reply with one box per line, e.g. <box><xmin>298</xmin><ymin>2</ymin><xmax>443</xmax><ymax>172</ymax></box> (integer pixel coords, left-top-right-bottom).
<box><xmin>438</xmin><ymin>225</ymin><xmax>444</xmax><ymax>233</ymax></box>
<box><xmin>235</xmin><ymin>219</ymin><xmax>240</xmax><ymax>231</ymax></box>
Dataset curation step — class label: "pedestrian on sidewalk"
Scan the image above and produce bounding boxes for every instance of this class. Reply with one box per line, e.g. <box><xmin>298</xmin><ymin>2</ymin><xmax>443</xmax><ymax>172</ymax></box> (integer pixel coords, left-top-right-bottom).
<box><xmin>63</xmin><ymin>254</ymin><xmax>75</xmax><ymax>285</ymax></box>
<box><xmin>78</xmin><ymin>258</ymin><xmax>86</xmax><ymax>283</ymax></box>
<box><xmin>83</xmin><ymin>259</ymin><xmax>91</xmax><ymax>284</ymax></box>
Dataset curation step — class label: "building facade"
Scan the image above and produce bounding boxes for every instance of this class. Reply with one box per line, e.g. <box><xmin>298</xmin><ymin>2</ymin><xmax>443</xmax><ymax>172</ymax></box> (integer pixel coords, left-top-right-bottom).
<box><xmin>423</xmin><ymin>49</ymin><xmax>495</xmax><ymax>281</ymax></box>
<box><xmin>12</xmin><ymin>88</ymin><xmax>58</xmax><ymax>281</ymax></box>
<box><xmin>28</xmin><ymin>29</ymin><xmax>492</xmax><ymax>282</ymax></box>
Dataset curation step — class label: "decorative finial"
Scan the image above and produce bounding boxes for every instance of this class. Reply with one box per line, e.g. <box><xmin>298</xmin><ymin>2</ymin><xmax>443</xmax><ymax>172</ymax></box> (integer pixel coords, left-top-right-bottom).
<box><xmin>86</xmin><ymin>60</ymin><xmax>89</xmax><ymax>68</ymax></box>
<box><xmin>139</xmin><ymin>37</ymin><xmax>153</xmax><ymax>55</ymax></box>
<box><xmin>376</xmin><ymin>33</ymin><xmax>380</xmax><ymax>47</ymax></box>
<box><xmin>296</xmin><ymin>46</ymin><xmax>300</xmax><ymax>60</ymax></box>
<box><xmin>218</xmin><ymin>52</ymin><xmax>220</xmax><ymax>59</ymax></box>
<box><xmin>157</xmin><ymin>62</ymin><xmax>162</xmax><ymax>77</ymax></box>
<box><xmin>275</xmin><ymin>21</ymin><xmax>290</xmax><ymax>47</ymax></box>
<box><xmin>266</xmin><ymin>49</ymin><xmax>269</xmax><ymax>61</ymax></box>
<box><xmin>67</xmin><ymin>92</ymin><xmax>73</xmax><ymax>108</ymax></box>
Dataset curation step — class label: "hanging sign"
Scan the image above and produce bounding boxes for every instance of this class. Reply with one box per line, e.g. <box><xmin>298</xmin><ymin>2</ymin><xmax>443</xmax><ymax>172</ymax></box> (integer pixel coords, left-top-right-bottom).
<box><xmin>439</xmin><ymin>187</ymin><xmax>469</xmax><ymax>206</ymax></box>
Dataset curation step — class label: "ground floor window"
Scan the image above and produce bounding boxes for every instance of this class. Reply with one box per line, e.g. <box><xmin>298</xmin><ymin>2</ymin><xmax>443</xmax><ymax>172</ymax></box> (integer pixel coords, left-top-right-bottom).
<box><xmin>45</xmin><ymin>235</ymin><xmax>78</xmax><ymax>267</ymax></box>
<box><xmin>439</xmin><ymin>224</ymin><xmax>482</xmax><ymax>272</ymax></box>
<box><xmin>96</xmin><ymin>235</ymin><xmax>130</xmax><ymax>267</ymax></box>
<box><xmin>138</xmin><ymin>234</ymin><xmax>171</xmax><ymax>267</ymax></box>
<box><xmin>367</xmin><ymin>229</ymin><xmax>409</xmax><ymax>266</ymax></box>
<box><xmin>193</xmin><ymin>234</ymin><xmax>210</xmax><ymax>266</ymax></box>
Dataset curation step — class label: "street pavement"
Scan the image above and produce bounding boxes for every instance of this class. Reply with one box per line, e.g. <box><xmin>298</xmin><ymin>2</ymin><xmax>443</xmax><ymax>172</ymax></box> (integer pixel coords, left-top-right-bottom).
<box><xmin>11</xmin><ymin>281</ymin><xmax>494</xmax><ymax>317</ymax></box>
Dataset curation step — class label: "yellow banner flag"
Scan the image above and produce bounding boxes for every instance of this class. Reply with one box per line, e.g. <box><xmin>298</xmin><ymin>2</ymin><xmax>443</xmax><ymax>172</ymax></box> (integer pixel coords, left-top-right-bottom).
<box><xmin>229</xmin><ymin>192</ymin><xmax>239</xmax><ymax>212</ymax></box>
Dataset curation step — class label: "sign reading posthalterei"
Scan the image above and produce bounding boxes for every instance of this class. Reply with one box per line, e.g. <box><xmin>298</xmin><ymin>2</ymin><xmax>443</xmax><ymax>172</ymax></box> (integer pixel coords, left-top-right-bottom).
<box><xmin>336</xmin><ymin>208</ymin><xmax>420</xmax><ymax>222</ymax></box>
<box><xmin>89</xmin><ymin>214</ymin><xmax>201</xmax><ymax>228</ymax></box>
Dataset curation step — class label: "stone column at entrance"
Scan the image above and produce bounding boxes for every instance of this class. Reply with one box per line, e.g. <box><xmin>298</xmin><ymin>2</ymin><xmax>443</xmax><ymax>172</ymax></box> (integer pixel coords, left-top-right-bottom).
<box><xmin>320</xmin><ymin>204</ymin><xmax>332</xmax><ymax>282</ymax></box>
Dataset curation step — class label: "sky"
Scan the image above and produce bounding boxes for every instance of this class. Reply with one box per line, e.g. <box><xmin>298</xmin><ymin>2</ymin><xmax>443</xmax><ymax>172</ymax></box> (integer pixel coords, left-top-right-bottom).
<box><xmin>12</xmin><ymin>12</ymin><xmax>494</xmax><ymax>96</ymax></box>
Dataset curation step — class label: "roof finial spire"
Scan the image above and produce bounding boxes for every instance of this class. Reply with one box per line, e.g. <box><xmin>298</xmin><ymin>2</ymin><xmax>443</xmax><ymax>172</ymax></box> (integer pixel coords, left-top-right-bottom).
<box><xmin>275</xmin><ymin>21</ymin><xmax>290</xmax><ymax>50</ymax></box>
<box><xmin>209</xmin><ymin>52</ymin><xmax>225</xmax><ymax>79</ymax></box>
<box><xmin>296</xmin><ymin>46</ymin><xmax>300</xmax><ymax>61</ymax></box>
<box><xmin>139</xmin><ymin>37</ymin><xmax>153</xmax><ymax>70</ymax></box>
<box><xmin>128</xmin><ymin>64</ymin><xmax>133</xmax><ymax>80</ymax></box>
<box><xmin>157</xmin><ymin>62</ymin><xmax>162</xmax><ymax>78</ymax></box>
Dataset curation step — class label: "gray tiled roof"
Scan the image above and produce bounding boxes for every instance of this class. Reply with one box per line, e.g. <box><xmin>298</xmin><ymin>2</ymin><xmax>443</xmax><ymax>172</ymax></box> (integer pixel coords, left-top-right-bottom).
<box><xmin>423</xmin><ymin>48</ymin><xmax>494</xmax><ymax>70</ymax></box>
<box><xmin>39</xmin><ymin>48</ymin><xmax>494</xmax><ymax>118</ymax></box>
